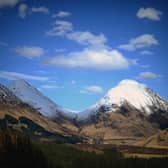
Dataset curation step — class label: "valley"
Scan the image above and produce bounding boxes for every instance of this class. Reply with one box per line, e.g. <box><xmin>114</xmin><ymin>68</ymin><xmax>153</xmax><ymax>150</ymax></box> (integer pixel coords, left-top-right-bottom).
<box><xmin>0</xmin><ymin>79</ymin><xmax>168</xmax><ymax>160</ymax></box>
<box><xmin>1</xmin><ymin>0</ymin><xmax>167</xmax><ymax>167</ymax></box>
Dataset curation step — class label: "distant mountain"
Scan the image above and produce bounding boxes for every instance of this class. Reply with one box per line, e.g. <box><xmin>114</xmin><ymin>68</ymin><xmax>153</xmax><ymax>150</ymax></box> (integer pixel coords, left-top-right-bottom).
<box><xmin>8</xmin><ymin>79</ymin><xmax>76</xmax><ymax>120</ymax></box>
<box><xmin>77</xmin><ymin>80</ymin><xmax>168</xmax><ymax>143</ymax></box>
<box><xmin>0</xmin><ymin>83</ymin><xmax>82</xmax><ymax>143</ymax></box>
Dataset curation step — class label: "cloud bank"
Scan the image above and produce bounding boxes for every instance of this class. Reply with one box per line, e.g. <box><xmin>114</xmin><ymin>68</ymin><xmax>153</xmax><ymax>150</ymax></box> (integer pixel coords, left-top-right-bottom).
<box><xmin>45</xmin><ymin>48</ymin><xmax>130</xmax><ymax>70</ymax></box>
<box><xmin>46</xmin><ymin>20</ymin><xmax>130</xmax><ymax>70</ymax></box>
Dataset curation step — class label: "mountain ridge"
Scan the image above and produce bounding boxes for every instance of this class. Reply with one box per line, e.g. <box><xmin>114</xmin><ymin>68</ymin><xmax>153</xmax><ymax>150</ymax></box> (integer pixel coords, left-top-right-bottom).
<box><xmin>8</xmin><ymin>79</ymin><xmax>76</xmax><ymax>120</ymax></box>
<box><xmin>0</xmin><ymin>79</ymin><xmax>168</xmax><ymax>144</ymax></box>
<box><xmin>0</xmin><ymin>82</ymin><xmax>83</xmax><ymax>143</ymax></box>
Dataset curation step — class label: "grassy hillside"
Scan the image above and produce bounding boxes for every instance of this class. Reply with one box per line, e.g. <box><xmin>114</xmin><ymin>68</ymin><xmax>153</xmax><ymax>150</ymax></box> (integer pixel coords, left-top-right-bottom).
<box><xmin>135</xmin><ymin>129</ymin><xmax>168</xmax><ymax>148</ymax></box>
<box><xmin>0</xmin><ymin>103</ymin><xmax>83</xmax><ymax>143</ymax></box>
<box><xmin>0</xmin><ymin>114</ymin><xmax>81</xmax><ymax>144</ymax></box>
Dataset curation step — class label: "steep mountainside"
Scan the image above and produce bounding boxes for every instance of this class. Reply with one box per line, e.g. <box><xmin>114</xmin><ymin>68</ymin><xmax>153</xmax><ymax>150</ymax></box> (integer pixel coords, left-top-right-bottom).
<box><xmin>77</xmin><ymin>80</ymin><xmax>168</xmax><ymax>143</ymax></box>
<box><xmin>8</xmin><ymin>80</ymin><xmax>76</xmax><ymax>120</ymax></box>
<box><xmin>77</xmin><ymin>80</ymin><xmax>168</xmax><ymax>121</ymax></box>
<box><xmin>0</xmin><ymin>83</ymin><xmax>81</xmax><ymax>143</ymax></box>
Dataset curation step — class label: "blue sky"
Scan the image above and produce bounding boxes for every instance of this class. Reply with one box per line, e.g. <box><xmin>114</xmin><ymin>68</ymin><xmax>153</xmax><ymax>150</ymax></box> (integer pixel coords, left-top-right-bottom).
<box><xmin>0</xmin><ymin>0</ymin><xmax>168</xmax><ymax>111</ymax></box>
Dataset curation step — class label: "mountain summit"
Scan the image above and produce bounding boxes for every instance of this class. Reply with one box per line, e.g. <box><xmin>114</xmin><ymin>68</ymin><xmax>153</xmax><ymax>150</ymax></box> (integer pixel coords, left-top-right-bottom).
<box><xmin>104</xmin><ymin>79</ymin><xmax>168</xmax><ymax>113</ymax></box>
<box><xmin>77</xmin><ymin>79</ymin><xmax>168</xmax><ymax>121</ymax></box>
<box><xmin>76</xmin><ymin>80</ymin><xmax>168</xmax><ymax>142</ymax></box>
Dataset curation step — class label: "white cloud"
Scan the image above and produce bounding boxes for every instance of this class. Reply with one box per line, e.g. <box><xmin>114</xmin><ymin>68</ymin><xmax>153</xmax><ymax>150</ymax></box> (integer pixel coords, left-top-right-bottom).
<box><xmin>15</xmin><ymin>46</ymin><xmax>44</xmax><ymax>58</ymax></box>
<box><xmin>46</xmin><ymin>20</ymin><xmax>73</xmax><ymax>36</ymax></box>
<box><xmin>119</xmin><ymin>34</ymin><xmax>158</xmax><ymax>51</ymax></box>
<box><xmin>46</xmin><ymin>20</ymin><xmax>106</xmax><ymax>48</ymax></box>
<box><xmin>52</xmin><ymin>11</ymin><xmax>71</xmax><ymax>18</ymax></box>
<box><xmin>46</xmin><ymin>20</ymin><xmax>131</xmax><ymax>70</ymax></box>
<box><xmin>67</xmin><ymin>31</ymin><xmax>107</xmax><ymax>48</ymax></box>
<box><xmin>41</xmin><ymin>85</ymin><xmax>63</xmax><ymax>89</ymax></box>
<box><xmin>45</xmin><ymin>48</ymin><xmax>130</xmax><ymax>70</ymax></box>
<box><xmin>18</xmin><ymin>3</ymin><xmax>28</xmax><ymax>19</ymax></box>
<box><xmin>31</xmin><ymin>6</ymin><xmax>49</xmax><ymax>14</ymax></box>
<box><xmin>138</xmin><ymin>71</ymin><xmax>160</xmax><ymax>79</ymax></box>
<box><xmin>140</xmin><ymin>50</ymin><xmax>153</xmax><ymax>55</ymax></box>
<box><xmin>137</xmin><ymin>7</ymin><xmax>162</xmax><ymax>21</ymax></box>
<box><xmin>80</xmin><ymin>85</ymin><xmax>103</xmax><ymax>94</ymax></box>
<box><xmin>0</xmin><ymin>71</ymin><xmax>49</xmax><ymax>81</ymax></box>
<box><xmin>0</xmin><ymin>0</ymin><xmax>19</xmax><ymax>8</ymax></box>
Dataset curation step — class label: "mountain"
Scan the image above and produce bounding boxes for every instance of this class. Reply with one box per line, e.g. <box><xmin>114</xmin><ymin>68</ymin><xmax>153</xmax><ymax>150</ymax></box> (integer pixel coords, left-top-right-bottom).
<box><xmin>0</xmin><ymin>83</ymin><xmax>82</xmax><ymax>143</ymax></box>
<box><xmin>8</xmin><ymin>79</ymin><xmax>76</xmax><ymax>120</ymax></box>
<box><xmin>77</xmin><ymin>80</ymin><xmax>168</xmax><ymax>143</ymax></box>
<box><xmin>1</xmin><ymin>79</ymin><xmax>168</xmax><ymax>144</ymax></box>
<box><xmin>77</xmin><ymin>79</ymin><xmax>168</xmax><ymax>121</ymax></box>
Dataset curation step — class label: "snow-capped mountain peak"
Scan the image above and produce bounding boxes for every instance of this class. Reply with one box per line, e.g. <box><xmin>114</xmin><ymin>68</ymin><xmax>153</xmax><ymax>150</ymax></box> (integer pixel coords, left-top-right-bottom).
<box><xmin>103</xmin><ymin>79</ymin><xmax>151</xmax><ymax>112</ymax></box>
<box><xmin>77</xmin><ymin>79</ymin><xmax>168</xmax><ymax>121</ymax></box>
<box><xmin>103</xmin><ymin>79</ymin><xmax>168</xmax><ymax>113</ymax></box>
